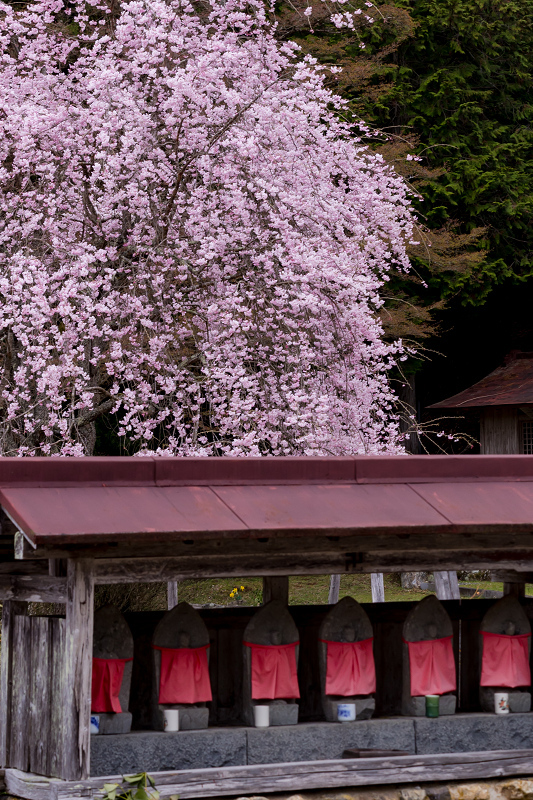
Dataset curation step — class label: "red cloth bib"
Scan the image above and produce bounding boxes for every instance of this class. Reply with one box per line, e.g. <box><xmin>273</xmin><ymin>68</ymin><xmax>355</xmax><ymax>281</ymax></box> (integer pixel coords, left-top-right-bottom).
<box><xmin>91</xmin><ymin>657</ymin><xmax>132</xmax><ymax>713</ymax></box>
<box><xmin>320</xmin><ymin>638</ymin><xmax>376</xmax><ymax>696</ymax></box>
<box><xmin>480</xmin><ymin>632</ymin><xmax>531</xmax><ymax>688</ymax></box>
<box><xmin>406</xmin><ymin>636</ymin><xmax>456</xmax><ymax>696</ymax></box>
<box><xmin>154</xmin><ymin>645</ymin><xmax>212</xmax><ymax>704</ymax></box>
<box><xmin>244</xmin><ymin>641</ymin><xmax>300</xmax><ymax>700</ymax></box>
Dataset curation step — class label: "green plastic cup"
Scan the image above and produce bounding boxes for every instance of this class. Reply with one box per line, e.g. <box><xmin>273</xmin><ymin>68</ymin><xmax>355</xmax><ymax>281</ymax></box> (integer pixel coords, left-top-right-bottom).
<box><xmin>425</xmin><ymin>695</ymin><xmax>439</xmax><ymax>718</ymax></box>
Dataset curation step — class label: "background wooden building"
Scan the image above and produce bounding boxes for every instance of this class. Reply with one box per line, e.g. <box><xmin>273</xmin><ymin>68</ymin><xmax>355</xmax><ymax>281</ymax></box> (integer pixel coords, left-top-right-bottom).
<box><xmin>429</xmin><ymin>351</ymin><xmax>533</xmax><ymax>454</ymax></box>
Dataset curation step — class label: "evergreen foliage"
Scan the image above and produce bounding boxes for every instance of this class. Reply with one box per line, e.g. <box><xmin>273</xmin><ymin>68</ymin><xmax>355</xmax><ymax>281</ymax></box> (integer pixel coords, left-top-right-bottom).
<box><xmin>279</xmin><ymin>0</ymin><xmax>533</xmax><ymax>328</ymax></box>
<box><xmin>380</xmin><ymin>0</ymin><xmax>533</xmax><ymax>304</ymax></box>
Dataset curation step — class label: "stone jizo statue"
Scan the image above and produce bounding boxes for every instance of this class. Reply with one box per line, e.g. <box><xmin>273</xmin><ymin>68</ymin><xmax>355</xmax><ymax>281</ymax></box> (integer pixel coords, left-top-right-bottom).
<box><xmin>151</xmin><ymin>601</ymin><xmax>212</xmax><ymax>731</ymax></box>
<box><xmin>92</xmin><ymin>604</ymin><xmax>134</xmax><ymax>734</ymax></box>
<box><xmin>402</xmin><ymin>594</ymin><xmax>457</xmax><ymax>716</ymax></box>
<box><xmin>243</xmin><ymin>599</ymin><xmax>300</xmax><ymax>726</ymax></box>
<box><xmin>479</xmin><ymin>595</ymin><xmax>531</xmax><ymax>713</ymax></box>
<box><xmin>318</xmin><ymin>596</ymin><xmax>376</xmax><ymax>722</ymax></box>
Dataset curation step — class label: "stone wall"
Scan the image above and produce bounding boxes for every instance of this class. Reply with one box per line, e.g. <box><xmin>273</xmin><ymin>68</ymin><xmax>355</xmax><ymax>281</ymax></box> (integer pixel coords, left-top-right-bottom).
<box><xmin>91</xmin><ymin>714</ymin><xmax>533</xmax><ymax>776</ymax></box>
<box><xmin>235</xmin><ymin>777</ymin><xmax>533</xmax><ymax>800</ymax></box>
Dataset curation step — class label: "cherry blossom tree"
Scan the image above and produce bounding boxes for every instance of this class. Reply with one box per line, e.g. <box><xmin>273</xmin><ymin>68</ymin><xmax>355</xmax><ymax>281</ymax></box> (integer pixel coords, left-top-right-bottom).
<box><xmin>0</xmin><ymin>0</ymin><xmax>415</xmax><ymax>456</ymax></box>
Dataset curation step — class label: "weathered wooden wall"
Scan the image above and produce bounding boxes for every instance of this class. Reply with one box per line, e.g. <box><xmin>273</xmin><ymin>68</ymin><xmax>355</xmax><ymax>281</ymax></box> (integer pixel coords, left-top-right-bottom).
<box><xmin>480</xmin><ymin>407</ymin><xmax>520</xmax><ymax>454</ymax></box>
<box><xmin>0</xmin><ymin>613</ymin><xmax>65</xmax><ymax>776</ymax></box>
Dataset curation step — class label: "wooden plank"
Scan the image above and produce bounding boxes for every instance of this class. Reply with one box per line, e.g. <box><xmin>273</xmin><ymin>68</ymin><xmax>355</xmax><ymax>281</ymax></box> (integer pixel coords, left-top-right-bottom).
<box><xmin>434</xmin><ymin>571</ymin><xmax>460</xmax><ymax>600</ymax></box>
<box><xmin>10</xmin><ymin>614</ymin><xmax>31</xmax><ymax>771</ymax></box>
<box><xmin>371</xmin><ymin>573</ymin><xmax>385</xmax><ymax>602</ymax></box>
<box><xmin>29</xmin><ymin>618</ymin><xmax>52</xmax><ymax>775</ymax></box>
<box><xmin>167</xmin><ymin>581</ymin><xmax>178</xmax><ymax>609</ymax></box>
<box><xmin>262</xmin><ymin>576</ymin><xmax>289</xmax><ymax>605</ymax></box>
<box><xmin>0</xmin><ymin>575</ymin><xmax>67</xmax><ymax>603</ymax></box>
<box><xmin>5</xmin><ymin>768</ymin><xmax>62</xmax><ymax>800</ymax></box>
<box><xmin>49</xmin><ymin>618</ymin><xmax>66</xmax><ymax>779</ymax></box>
<box><xmin>62</xmin><ymin>560</ymin><xmax>94</xmax><ymax>781</ymax></box>
<box><xmin>0</xmin><ymin>601</ymin><xmax>26</xmax><ymax>767</ymax></box>
<box><xmin>6</xmin><ymin>750</ymin><xmax>533</xmax><ymax>800</ymax></box>
<box><xmin>328</xmin><ymin>574</ymin><xmax>341</xmax><ymax>604</ymax></box>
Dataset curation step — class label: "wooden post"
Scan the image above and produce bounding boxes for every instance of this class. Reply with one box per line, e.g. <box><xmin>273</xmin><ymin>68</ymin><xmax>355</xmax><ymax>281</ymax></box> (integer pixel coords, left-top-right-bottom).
<box><xmin>263</xmin><ymin>577</ymin><xmax>289</xmax><ymax>605</ymax></box>
<box><xmin>504</xmin><ymin>582</ymin><xmax>526</xmax><ymax>598</ymax></box>
<box><xmin>371</xmin><ymin>573</ymin><xmax>385</xmax><ymax>602</ymax></box>
<box><xmin>328</xmin><ymin>574</ymin><xmax>341</xmax><ymax>604</ymax></box>
<box><xmin>434</xmin><ymin>570</ymin><xmax>460</xmax><ymax>600</ymax></box>
<box><xmin>0</xmin><ymin>600</ymin><xmax>26</xmax><ymax>767</ymax></box>
<box><xmin>62</xmin><ymin>559</ymin><xmax>94</xmax><ymax>781</ymax></box>
<box><xmin>167</xmin><ymin>580</ymin><xmax>179</xmax><ymax>609</ymax></box>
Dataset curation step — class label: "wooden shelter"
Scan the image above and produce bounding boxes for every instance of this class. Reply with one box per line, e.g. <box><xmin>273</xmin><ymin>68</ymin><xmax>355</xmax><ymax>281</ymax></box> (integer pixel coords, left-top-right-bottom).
<box><xmin>3</xmin><ymin>455</ymin><xmax>533</xmax><ymax>798</ymax></box>
<box><xmin>429</xmin><ymin>351</ymin><xmax>533</xmax><ymax>454</ymax></box>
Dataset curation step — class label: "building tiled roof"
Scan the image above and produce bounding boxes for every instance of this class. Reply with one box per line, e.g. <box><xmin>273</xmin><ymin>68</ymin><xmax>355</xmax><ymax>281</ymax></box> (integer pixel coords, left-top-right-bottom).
<box><xmin>428</xmin><ymin>352</ymin><xmax>533</xmax><ymax>409</ymax></box>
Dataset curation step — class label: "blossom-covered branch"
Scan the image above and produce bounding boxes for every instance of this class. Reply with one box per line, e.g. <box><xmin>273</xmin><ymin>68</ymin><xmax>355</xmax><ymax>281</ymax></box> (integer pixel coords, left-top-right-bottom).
<box><xmin>0</xmin><ymin>0</ymin><xmax>414</xmax><ymax>455</ymax></box>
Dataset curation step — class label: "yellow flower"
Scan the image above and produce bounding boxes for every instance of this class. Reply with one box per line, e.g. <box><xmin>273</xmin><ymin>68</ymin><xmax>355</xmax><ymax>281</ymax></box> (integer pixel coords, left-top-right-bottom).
<box><xmin>240</xmin><ymin>585</ymin><xmax>245</xmax><ymax>591</ymax></box>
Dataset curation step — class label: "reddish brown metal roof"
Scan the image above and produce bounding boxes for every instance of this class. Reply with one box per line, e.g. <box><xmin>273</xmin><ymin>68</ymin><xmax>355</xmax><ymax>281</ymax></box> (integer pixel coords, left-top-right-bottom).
<box><xmin>1</xmin><ymin>455</ymin><xmax>533</xmax><ymax>547</ymax></box>
<box><xmin>429</xmin><ymin>352</ymin><xmax>533</xmax><ymax>409</ymax></box>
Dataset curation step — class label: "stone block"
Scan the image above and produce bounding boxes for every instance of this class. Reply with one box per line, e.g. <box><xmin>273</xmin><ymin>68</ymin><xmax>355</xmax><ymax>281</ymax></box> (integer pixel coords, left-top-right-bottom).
<box><xmin>90</xmin><ymin>728</ymin><xmax>247</xmax><ymax>776</ymax></box>
<box><xmin>448</xmin><ymin>785</ymin><xmax>490</xmax><ymax>800</ymax></box>
<box><xmin>246</xmin><ymin>719</ymin><xmax>416</xmax><ymax>764</ymax></box>
<box><xmin>509</xmin><ymin>693</ymin><xmax>531</xmax><ymax>713</ymax></box>
<box><xmin>98</xmin><ymin>712</ymin><xmax>133</xmax><ymax>735</ymax></box>
<box><xmin>406</xmin><ymin>696</ymin><xmax>456</xmax><ymax>717</ymax></box>
<box><xmin>501</xmin><ymin>779</ymin><xmax>533</xmax><ymax>800</ymax></box>
<box><xmin>153</xmin><ymin>706</ymin><xmax>209</xmax><ymax>731</ymax></box>
<box><xmin>269</xmin><ymin>702</ymin><xmax>299</xmax><ymax>726</ymax></box>
<box><xmin>400</xmin><ymin>789</ymin><xmax>427</xmax><ymax>800</ymax></box>
<box><xmin>414</xmin><ymin>713</ymin><xmax>533</xmax><ymax>755</ymax></box>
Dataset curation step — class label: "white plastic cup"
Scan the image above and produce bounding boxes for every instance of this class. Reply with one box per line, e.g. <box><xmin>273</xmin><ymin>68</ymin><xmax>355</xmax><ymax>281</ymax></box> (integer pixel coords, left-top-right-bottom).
<box><xmin>495</xmin><ymin>693</ymin><xmax>510</xmax><ymax>715</ymax></box>
<box><xmin>254</xmin><ymin>705</ymin><xmax>270</xmax><ymax>728</ymax></box>
<box><xmin>90</xmin><ymin>715</ymin><xmax>100</xmax><ymax>735</ymax></box>
<box><xmin>164</xmin><ymin>709</ymin><xmax>180</xmax><ymax>731</ymax></box>
<box><xmin>337</xmin><ymin>703</ymin><xmax>356</xmax><ymax>722</ymax></box>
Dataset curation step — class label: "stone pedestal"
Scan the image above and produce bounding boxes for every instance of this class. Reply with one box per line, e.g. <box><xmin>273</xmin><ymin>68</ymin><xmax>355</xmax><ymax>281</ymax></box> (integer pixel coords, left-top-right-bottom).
<box><xmin>318</xmin><ymin>596</ymin><xmax>375</xmax><ymax>722</ymax></box>
<box><xmin>93</xmin><ymin>604</ymin><xmax>134</xmax><ymax>735</ymax></box>
<box><xmin>402</xmin><ymin>595</ymin><xmax>456</xmax><ymax>716</ymax></box>
<box><xmin>243</xmin><ymin>600</ymin><xmax>299</xmax><ymax>727</ymax></box>
<box><xmin>479</xmin><ymin>595</ymin><xmax>531</xmax><ymax>713</ymax></box>
<box><xmin>151</xmin><ymin>601</ymin><xmax>211</xmax><ymax>731</ymax></box>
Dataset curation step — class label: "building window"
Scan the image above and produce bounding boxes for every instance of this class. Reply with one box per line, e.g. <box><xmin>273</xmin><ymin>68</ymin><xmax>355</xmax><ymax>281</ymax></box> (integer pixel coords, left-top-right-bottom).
<box><xmin>522</xmin><ymin>420</ymin><xmax>533</xmax><ymax>454</ymax></box>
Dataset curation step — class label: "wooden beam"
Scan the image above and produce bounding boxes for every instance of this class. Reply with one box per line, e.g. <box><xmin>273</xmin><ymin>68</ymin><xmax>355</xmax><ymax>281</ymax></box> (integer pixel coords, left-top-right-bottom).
<box><xmin>0</xmin><ymin>601</ymin><xmax>27</xmax><ymax>768</ymax></box>
<box><xmin>0</xmin><ymin>562</ymin><xmax>48</xmax><ymax>576</ymax></box>
<box><xmin>262</xmin><ymin>577</ymin><xmax>289</xmax><ymax>605</ymax></box>
<box><xmin>13</xmin><ymin>530</ymin><xmax>533</xmax><ymax>562</ymax></box>
<box><xmin>62</xmin><ymin>560</ymin><xmax>94</xmax><ymax>781</ymax></box>
<box><xmin>89</xmin><ymin>546</ymin><xmax>533</xmax><ymax>584</ymax></box>
<box><xmin>371</xmin><ymin>573</ymin><xmax>385</xmax><ymax>602</ymax></box>
<box><xmin>492</xmin><ymin>570</ymin><xmax>533</xmax><ymax>583</ymax></box>
<box><xmin>0</xmin><ymin>576</ymin><xmax>67</xmax><ymax>603</ymax></box>
<box><xmin>8</xmin><ymin>750</ymin><xmax>533</xmax><ymax>800</ymax></box>
<box><xmin>434</xmin><ymin>571</ymin><xmax>460</xmax><ymax>600</ymax></box>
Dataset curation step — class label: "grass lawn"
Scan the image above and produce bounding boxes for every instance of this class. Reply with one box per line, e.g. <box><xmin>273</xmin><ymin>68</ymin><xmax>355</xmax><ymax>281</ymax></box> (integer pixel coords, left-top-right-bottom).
<box><xmin>93</xmin><ymin>574</ymin><xmax>533</xmax><ymax>612</ymax></box>
<box><xmin>177</xmin><ymin>574</ymin><xmax>513</xmax><ymax>607</ymax></box>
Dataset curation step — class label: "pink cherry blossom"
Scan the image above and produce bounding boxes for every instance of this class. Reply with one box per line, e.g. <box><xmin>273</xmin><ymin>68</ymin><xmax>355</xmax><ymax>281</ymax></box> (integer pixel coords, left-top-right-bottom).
<box><xmin>0</xmin><ymin>0</ymin><xmax>415</xmax><ymax>456</ymax></box>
